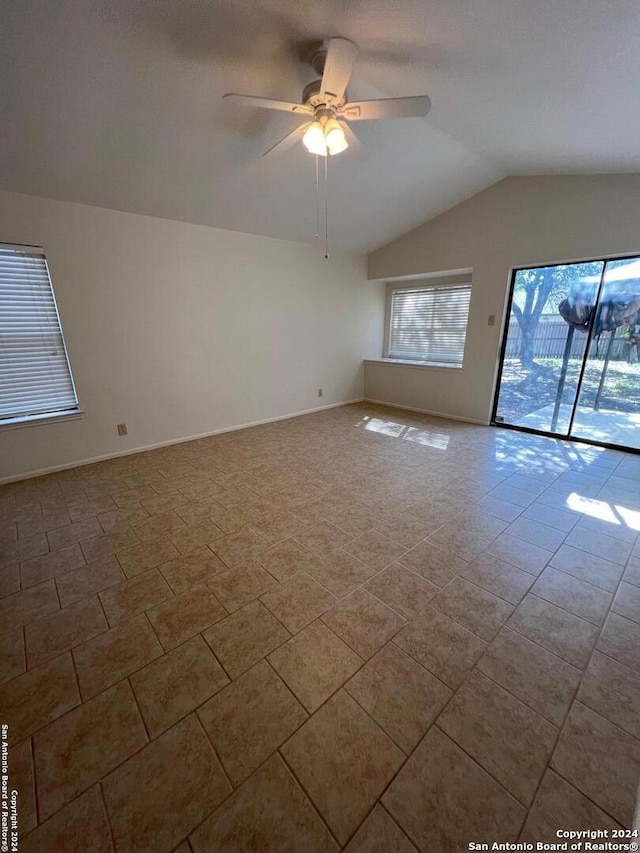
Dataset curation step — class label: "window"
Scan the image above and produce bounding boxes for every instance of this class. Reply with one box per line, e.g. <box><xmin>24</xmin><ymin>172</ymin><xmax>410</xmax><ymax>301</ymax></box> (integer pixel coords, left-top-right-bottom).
<box><xmin>386</xmin><ymin>282</ymin><xmax>472</xmax><ymax>367</ymax></box>
<box><xmin>0</xmin><ymin>244</ymin><xmax>79</xmax><ymax>425</ymax></box>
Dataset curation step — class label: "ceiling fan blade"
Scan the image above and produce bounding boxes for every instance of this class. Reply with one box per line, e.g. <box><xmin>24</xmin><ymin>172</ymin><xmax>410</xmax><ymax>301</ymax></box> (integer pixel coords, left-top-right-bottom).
<box><xmin>320</xmin><ymin>38</ymin><xmax>358</xmax><ymax>102</ymax></box>
<box><xmin>262</xmin><ymin>123</ymin><xmax>309</xmax><ymax>158</ymax></box>
<box><xmin>224</xmin><ymin>93</ymin><xmax>313</xmax><ymax>115</ymax></box>
<box><xmin>340</xmin><ymin>95</ymin><xmax>431</xmax><ymax>121</ymax></box>
<box><xmin>341</xmin><ymin>122</ymin><xmax>362</xmax><ymax>153</ymax></box>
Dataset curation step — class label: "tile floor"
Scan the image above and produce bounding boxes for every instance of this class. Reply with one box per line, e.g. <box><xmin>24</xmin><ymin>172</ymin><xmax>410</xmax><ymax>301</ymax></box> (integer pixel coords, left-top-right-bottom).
<box><xmin>1</xmin><ymin>402</ymin><xmax>640</xmax><ymax>851</ymax></box>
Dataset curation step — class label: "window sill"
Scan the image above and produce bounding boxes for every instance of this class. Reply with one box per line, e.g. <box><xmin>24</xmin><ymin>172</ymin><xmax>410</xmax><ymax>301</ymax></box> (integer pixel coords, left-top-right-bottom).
<box><xmin>364</xmin><ymin>358</ymin><xmax>463</xmax><ymax>372</ymax></box>
<box><xmin>0</xmin><ymin>409</ymin><xmax>85</xmax><ymax>432</ymax></box>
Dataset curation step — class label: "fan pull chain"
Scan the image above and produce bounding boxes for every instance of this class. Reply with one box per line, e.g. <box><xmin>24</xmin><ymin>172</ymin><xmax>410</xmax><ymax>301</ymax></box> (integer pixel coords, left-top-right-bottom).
<box><xmin>324</xmin><ymin>151</ymin><xmax>329</xmax><ymax>259</ymax></box>
<box><xmin>315</xmin><ymin>155</ymin><xmax>320</xmax><ymax>240</ymax></box>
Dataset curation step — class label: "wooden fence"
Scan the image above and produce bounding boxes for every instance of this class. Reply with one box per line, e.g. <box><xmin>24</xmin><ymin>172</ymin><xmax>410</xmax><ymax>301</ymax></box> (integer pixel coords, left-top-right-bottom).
<box><xmin>504</xmin><ymin>315</ymin><xmax>592</xmax><ymax>359</ymax></box>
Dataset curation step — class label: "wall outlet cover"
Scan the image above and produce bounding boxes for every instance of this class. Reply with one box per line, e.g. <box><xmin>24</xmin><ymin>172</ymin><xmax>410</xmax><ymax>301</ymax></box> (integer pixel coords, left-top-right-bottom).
<box><xmin>117</xmin><ymin>423</ymin><xmax>128</xmax><ymax>436</ymax></box>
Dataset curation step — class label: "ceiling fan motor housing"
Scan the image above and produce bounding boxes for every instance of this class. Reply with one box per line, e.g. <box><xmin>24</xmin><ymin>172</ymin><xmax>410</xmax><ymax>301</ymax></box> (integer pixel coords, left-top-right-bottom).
<box><xmin>302</xmin><ymin>79</ymin><xmax>345</xmax><ymax>113</ymax></box>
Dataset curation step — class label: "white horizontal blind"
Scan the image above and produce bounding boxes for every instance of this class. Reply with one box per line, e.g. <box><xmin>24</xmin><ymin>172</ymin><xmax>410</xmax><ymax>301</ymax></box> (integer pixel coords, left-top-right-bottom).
<box><xmin>0</xmin><ymin>246</ymin><xmax>78</xmax><ymax>420</ymax></box>
<box><xmin>388</xmin><ymin>283</ymin><xmax>471</xmax><ymax>366</ymax></box>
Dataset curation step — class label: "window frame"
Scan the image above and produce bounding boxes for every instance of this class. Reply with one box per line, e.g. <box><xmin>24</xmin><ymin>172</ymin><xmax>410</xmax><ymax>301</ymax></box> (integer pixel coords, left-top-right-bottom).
<box><xmin>383</xmin><ymin>276</ymin><xmax>472</xmax><ymax>369</ymax></box>
<box><xmin>0</xmin><ymin>242</ymin><xmax>83</xmax><ymax>431</ymax></box>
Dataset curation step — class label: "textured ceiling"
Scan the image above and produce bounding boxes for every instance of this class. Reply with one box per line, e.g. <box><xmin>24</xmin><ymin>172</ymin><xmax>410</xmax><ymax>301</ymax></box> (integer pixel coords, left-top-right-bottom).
<box><xmin>2</xmin><ymin>0</ymin><xmax>640</xmax><ymax>251</ymax></box>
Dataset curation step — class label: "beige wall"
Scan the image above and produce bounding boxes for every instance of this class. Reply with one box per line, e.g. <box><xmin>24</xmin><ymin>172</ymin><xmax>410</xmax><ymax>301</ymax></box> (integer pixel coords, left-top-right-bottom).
<box><xmin>0</xmin><ymin>191</ymin><xmax>384</xmax><ymax>482</ymax></box>
<box><xmin>366</xmin><ymin>174</ymin><xmax>640</xmax><ymax>423</ymax></box>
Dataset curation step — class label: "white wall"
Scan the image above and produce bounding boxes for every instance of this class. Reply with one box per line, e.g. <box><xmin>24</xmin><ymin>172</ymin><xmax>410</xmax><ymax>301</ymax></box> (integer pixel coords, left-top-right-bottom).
<box><xmin>0</xmin><ymin>191</ymin><xmax>384</xmax><ymax>482</ymax></box>
<box><xmin>366</xmin><ymin>174</ymin><xmax>640</xmax><ymax>423</ymax></box>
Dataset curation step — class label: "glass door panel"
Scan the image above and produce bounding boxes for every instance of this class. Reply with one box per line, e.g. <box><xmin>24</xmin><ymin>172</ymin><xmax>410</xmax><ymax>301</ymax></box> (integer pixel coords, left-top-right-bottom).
<box><xmin>570</xmin><ymin>257</ymin><xmax>640</xmax><ymax>451</ymax></box>
<box><xmin>493</xmin><ymin>261</ymin><xmax>604</xmax><ymax>436</ymax></box>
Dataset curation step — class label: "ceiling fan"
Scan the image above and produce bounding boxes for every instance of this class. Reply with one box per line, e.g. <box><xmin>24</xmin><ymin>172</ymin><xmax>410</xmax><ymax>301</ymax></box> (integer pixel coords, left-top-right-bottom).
<box><xmin>223</xmin><ymin>37</ymin><xmax>431</xmax><ymax>158</ymax></box>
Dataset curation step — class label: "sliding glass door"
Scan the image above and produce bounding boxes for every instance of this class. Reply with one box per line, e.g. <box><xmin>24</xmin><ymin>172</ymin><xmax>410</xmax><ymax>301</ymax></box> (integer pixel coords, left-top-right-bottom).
<box><xmin>493</xmin><ymin>256</ymin><xmax>640</xmax><ymax>452</ymax></box>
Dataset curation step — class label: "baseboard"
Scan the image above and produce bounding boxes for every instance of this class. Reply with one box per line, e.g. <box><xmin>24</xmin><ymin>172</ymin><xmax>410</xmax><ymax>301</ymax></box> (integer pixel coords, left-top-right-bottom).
<box><xmin>1</xmin><ymin>398</ymin><xmax>365</xmax><ymax>485</ymax></box>
<box><xmin>362</xmin><ymin>397</ymin><xmax>489</xmax><ymax>426</ymax></box>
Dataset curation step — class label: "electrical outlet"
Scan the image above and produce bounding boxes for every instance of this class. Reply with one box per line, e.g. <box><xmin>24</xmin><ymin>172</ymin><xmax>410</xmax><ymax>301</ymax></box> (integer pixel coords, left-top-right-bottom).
<box><xmin>318</xmin><ymin>388</ymin><xmax>323</xmax><ymax>397</ymax></box>
<box><xmin>117</xmin><ymin>423</ymin><xmax>128</xmax><ymax>436</ymax></box>
<box><xmin>488</xmin><ymin>314</ymin><xmax>496</xmax><ymax>326</ymax></box>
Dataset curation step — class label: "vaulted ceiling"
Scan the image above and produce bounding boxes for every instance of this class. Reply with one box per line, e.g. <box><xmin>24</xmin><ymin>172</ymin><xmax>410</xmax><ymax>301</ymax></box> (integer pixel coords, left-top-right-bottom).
<box><xmin>2</xmin><ymin>0</ymin><xmax>639</xmax><ymax>251</ymax></box>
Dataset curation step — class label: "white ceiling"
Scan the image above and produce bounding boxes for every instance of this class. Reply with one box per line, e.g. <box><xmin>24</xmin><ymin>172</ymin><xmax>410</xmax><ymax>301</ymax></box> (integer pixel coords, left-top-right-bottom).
<box><xmin>2</xmin><ymin>0</ymin><xmax>640</xmax><ymax>252</ymax></box>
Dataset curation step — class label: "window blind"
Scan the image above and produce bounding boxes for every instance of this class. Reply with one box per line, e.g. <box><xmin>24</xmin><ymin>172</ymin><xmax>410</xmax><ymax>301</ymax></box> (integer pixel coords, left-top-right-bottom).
<box><xmin>388</xmin><ymin>283</ymin><xmax>471</xmax><ymax>367</ymax></box>
<box><xmin>0</xmin><ymin>246</ymin><xmax>79</xmax><ymax>421</ymax></box>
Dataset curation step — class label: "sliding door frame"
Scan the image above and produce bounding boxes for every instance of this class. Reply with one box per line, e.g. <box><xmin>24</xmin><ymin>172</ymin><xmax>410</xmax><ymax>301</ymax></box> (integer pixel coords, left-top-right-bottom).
<box><xmin>490</xmin><ymin>253</ymin><xmax>640</xmax><ymax>456</ymax></box>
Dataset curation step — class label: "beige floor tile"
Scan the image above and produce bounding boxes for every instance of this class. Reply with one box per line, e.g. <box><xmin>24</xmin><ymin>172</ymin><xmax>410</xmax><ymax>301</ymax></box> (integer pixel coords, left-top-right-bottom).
<box><xmin>268</xmin><ymin>620</ymin><xmax>363</xmax><ymax>712</ymax></box>
<box><xmin>0</xmin><ymin>627</ymin><xmax>25</xmax><ymax>684</ymax></box>
<box><xmin>550</xmin><ymin>544</ymin><xmax>624</xmax><ymax>591</ymax></box>
<box><xmin>99</xmin><ymin>568</ymin><xmax>173</xmax><ymax>626</ymax></box>
<box><xmin>17</xmin><ymin>507</ymin><xmax>71</xmax><ymax>539</ymax></box>
<box><xmin>103</xmin><ymin>714</ymin><xmax>231</xmax><ymax>852</ymax></box>
<box><xmin>550</xmin><ymin>701</ymin><xmax>640</xmax><ymax>827</ymax></box>
<box><xmin>281</xmin><ymin>690</ymin><xmax>404</xmax><ymax>844</ymax></box>
<box><xmin>249</xmin><ymin>510</ymin><xmax>309</xmax><ymax>545</ymax></box>
<box><xmin>324</xmin><ymin>503</ymin><xmax>379</xmax><ymax>538</ymax></box>
<box><xmin>294</xmin><ymin>521</ymin><xmax>354</xmax><ymax>556</ymax></box>
<box><xmin>382</xmin><ymin>727</ymin><xmax>526</xmax><ymax>850</ymax></box>
<box><xmin>159</xmin><ymin>545</ymin><xmax>228</xmax><ymax>593</ymax></box>
<box><xmin>623</xmin><ymin>555</ymin><xmax>640</xmax><ymax>587</ymax></box>
<box><xmin>55</xmin><ymin>554</ymin><xmax>125</xmax><ymax>607</ymax></box>
<box><xmin>505</xmin><ymin>516</ymin><xmax>567</xmax><ymax>551</ymax></box>
<box><xmin>485</xmin><ymin>533</ymin><xmax>553</xmax><ymax>575</ymax></box>
<box><xmin>303</xmin><ymin>549</ymin><xmax>376</xmax><ymax>598</ymax></box>
<box><xmin>322</xmin><ymin>588</ymin><xmax>406</xmax><ymax>659</ymax></box>
<box><xmin>564</xmin><ymin>527</ymin><xmax>633</xmax><ymax>565</ymax></box>
<box><xmin>1</xmin><ymin>533</ymin><xmax>48</xmax><ymax>568</ymax></box>
<box><xmin>343</xmin><ymin>805</ymin><xmax>418</xmax><ymax>852</ymax></box>
<box><xmin>19</xmin><ymin>786</ymin><xmax>113</xmax><ymax>853</ymax></box>
<box><xmin>426</xmin><ymin>524</ymin><xmax>492</xmax><ymax>562</ymax></box>
<box><xmin>25</xmin><ymin>595</ymin><xmax>107</xmax><ymax>669</ymax></box>
<box><xmin>438</xmin><ymin>670</ymin><xmax>557</xmax><ymax>805</ymax></box>
<box><xmin>531</xmin><ymin>566</ymin><xmax>612</xmax><ymax>626</ymax></box>
<box><xmin>8</xmin><ymin>738</ymin><xmax>36</xmax><ymax>837</ymax></box>
<box><xmin>20</xmin><ymin>543</ymin><xmax>86</xmax><ymax>589</ymax></box>
<box><xmin>98</xmin><ymin>505</ymin><xmax>150</xmax><ymax>534</ymax></box>
<box><xmin>507</xmin><ymin>593</ymin><xmax>599</xmax><ymax>668</ymax></box>
<box><xmin>115</xmin><ymin>535</ymin><xmax>179</xmax><ymax>578</ymax></box>
<box><xmin>432</xmin><ymin>577</ymin><xmax>514</xmax><ymax>641</ymax></box>
<box><xmin>207</xmin><ymin>558</ymin><xmax>277</xmax><ymax>612</ymax></box>
<box><xmin>577</xmin><ymin>650</ymin><xmax>640</xmax><ymax>739</ymax></box>
<box><xmin>198</xmin><ymin>659</ymin><xmax>307</xmax><ymax>785</ymax></box>
<box><xmin>597</xmin><ymin>613</ymin><xmax>640</xmax><ymax>673</ymax></box>
<box><xmin>522</xmin><ymin>502</ymin><xmax>579</xmax><ymax>531</ymax></box>
<box><xmin>258</xmin><ymin>537</ymin><xmax>325</xmax><ymax>582</ymax></box>
<box><xmin>345</xmin><ymin>642</ymin><xmax>451</xmax><ymax>753</ymax></box>
<box><xmin>461</xmin><ymin>552</ymin><xmax>534</xmax><ymax>605</ymax></box>
<box><xmin>260</xmin><ymin>571</ymin><xmax>337</xmax><ymax>634</ymax></box>
<box><xmin>520</xmin><ymin>769</ymin><xmax>622</xmax><ymax>842</ymax></box>
<box><xmin>478</xmin><ymin>627</ymin><xmax>580</xmax><ymax>726</ymax></box>
<box><xmin>397</xmin><ymin>540</ymin><xmax>468</xmax><ymax>587</ymax></box>
<box><xmin>203</xmin><ymin>599</ymin><xmax>290</xmax><ymax>678</ymax></box>
<box><xmin>394</xmin><ymin>605</ymin><xmax>487</xmax><ymax>688</ymax></box>
<box><xmin>146</xmin><ymin>583</ymin><xmax>226</xmax><ymax>650</ymax></box>
<box><xmin>131</xmin><ymin>510</ymin><xmax>187</xmax><ymax>542</ymax></box>
<box><xmin>364</xmin><ymin>563</ymin><xmax>437</xmax><ymax>619</ymax></box>
<box><xmin>131</xmin><ymin>635</ymin><xmax>229</xmax><ymax>738</ymax></box>
<box><xmin>612</xmin><ymin>581</ymin><xmax>640</xmax><ymax>624</ymax></box>
<box><xmin>0</xmin><ymin>563</ymin><xmax>20</xmax><ymax>597</ymax></box>
<box><xmin>34</xmin><ymin>680</ymin><xmax>148</xmax><ymax>820</ymax></box>
<box><xmin>168</xmin><ymin>520</ymin><xmax>225</xmax><ymax>555</ymax></box>
<box><xmin>80</xmin><ymin>527</ymin><xmax>139</xmax><ymax>563</ymax></box>
<box><xmin>211</xmin><ymin>527</ymin><xmax>269</xmax><ymax>567</ymax></box>
<box><xmin>342</xmin><ymin>530</ymin><xmax>407</xmax><ymax>570</ymax></box>
<box><xmin>190</xmin><ymin>754</ymin><xmax>339</xmax><ymax>853</ymax></box>
<box><xmin>73</xmin><ymin>613</ymin><xmax>163</xmax><ymax>699</ymax></box>
<box><xmin>47</xmin><ymin>517</ymin><xmax>103</xmax><ymax>551</ymax></box>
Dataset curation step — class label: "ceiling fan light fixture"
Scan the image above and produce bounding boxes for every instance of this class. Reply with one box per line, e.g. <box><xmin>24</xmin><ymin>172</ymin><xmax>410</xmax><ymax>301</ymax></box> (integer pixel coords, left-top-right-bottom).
<box><xmin>324</xmin><ymin>118</ymin><xmax>348</xmax><ymax>156</ymax></box>
<box><xmin>303</xmin><ymin>121</ymin><xmax>327</xmax><ymax>156</ymax></box>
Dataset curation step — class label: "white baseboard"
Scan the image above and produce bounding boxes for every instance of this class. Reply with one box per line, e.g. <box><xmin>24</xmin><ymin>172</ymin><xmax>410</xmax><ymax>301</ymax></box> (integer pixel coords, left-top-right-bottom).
<box><xmin>1</xmin><ymin>398</ymin><xmax>365</xmax><ymax>485</ymax></box>
<box><xmin>362</xmin><ymin>397</ymin><xmax>489</xmax><ymax>426</ymax></box>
